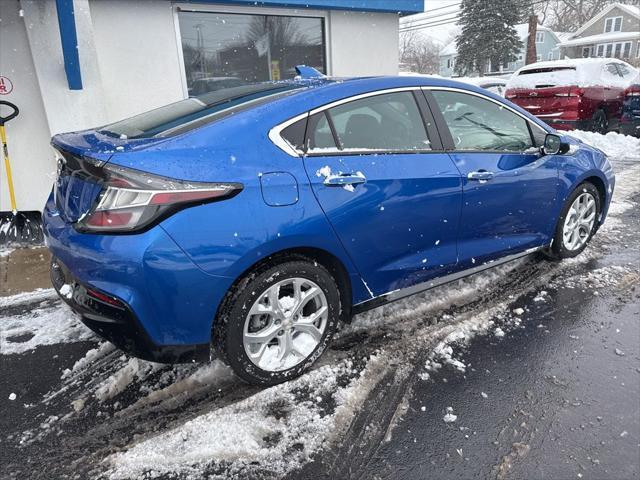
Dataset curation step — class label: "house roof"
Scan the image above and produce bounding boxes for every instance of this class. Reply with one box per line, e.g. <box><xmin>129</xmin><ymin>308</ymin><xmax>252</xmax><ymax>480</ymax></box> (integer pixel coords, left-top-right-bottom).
<box><xmin>439</xmin><ymin>24</ymin><xmax>560</xmax><ymax>57</ymax></box>
<box><xmin>570</xmin><ymin>2</ymin><xmax>640</xmax><ymax>39</ymax></box>
<box><xmin>559</xmin><ymin>30</ymin><xmax>640</xmax><ymax>47</ymax></box>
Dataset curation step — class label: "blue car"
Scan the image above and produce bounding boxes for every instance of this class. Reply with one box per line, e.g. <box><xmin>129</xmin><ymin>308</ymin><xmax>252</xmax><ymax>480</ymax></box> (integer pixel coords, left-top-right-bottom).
<box><xmin>44</xmin><ymin>66</ymin><xmax>615</xmax><ymax>385</ymax></box>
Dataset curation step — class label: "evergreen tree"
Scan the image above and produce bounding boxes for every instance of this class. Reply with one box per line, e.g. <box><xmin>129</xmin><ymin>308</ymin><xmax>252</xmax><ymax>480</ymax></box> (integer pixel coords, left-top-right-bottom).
<box><xmin>455</xmin><ymin>0</ymin><xmax>523</xmax><ymax>76</ymax></box>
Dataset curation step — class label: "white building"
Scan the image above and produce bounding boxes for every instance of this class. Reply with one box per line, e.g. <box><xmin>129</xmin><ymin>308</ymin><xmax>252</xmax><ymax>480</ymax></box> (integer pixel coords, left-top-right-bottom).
<box><xmin>0</xmin><ymin>0</ymin><xmax>422</xmax><ymax>213</ymax></box>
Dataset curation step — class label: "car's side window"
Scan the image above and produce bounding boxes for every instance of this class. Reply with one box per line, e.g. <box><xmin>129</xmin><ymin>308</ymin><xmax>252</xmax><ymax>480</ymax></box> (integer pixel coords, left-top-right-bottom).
<box><xmin>306</xmin><ymin>91</ymin><xmax>431</xmax><ymax>154</ymax></box>
<box><xmin>431</xmin><ymin>90</ymin><xmax>535</xmax><ymax>152</ymax></box>
<box><xmin>280</xmin><ymin>117</ymin><xmax>307</xmax><ymax>152</ymax></box>
<box><xmin>307</xmin><ymin>112</ymin><xmax>338</xmax><ymax>152</ymax></box>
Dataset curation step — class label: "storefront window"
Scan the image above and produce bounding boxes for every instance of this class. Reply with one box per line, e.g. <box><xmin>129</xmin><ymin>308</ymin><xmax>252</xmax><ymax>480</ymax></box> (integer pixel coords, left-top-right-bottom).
<box><xmin>178</xmin><ymin>11</ymin><xmax>326</xmax><ymax>95</ymax></box>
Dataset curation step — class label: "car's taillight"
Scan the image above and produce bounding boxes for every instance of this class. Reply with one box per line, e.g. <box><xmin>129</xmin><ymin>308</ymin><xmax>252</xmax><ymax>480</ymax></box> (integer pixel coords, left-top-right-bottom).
<box><xmin>77</xmin><ymin>163</ymin><xmax>242</xmax><ymax>233</ymax></box>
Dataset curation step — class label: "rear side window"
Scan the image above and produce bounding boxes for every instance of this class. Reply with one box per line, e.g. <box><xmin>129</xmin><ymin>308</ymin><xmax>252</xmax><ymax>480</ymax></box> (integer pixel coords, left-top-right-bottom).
<box><xmin>101</xmin><ymin>83</ymin><xmax>304</xmax><ymax>139</ymax></box>
<box><xmin>307</xmin><ymin>91</ymin><xmax>432</xmax><ymax>154</ymax></box>
<box><xmin>431</xmin><ymin>91</ymin><xmax>535</xmax><ymax>152</ymax></box>
<box><xmin>280</xmin><ymin>117</ymin><xmax>307</xmax><ymax>151</ymax></box>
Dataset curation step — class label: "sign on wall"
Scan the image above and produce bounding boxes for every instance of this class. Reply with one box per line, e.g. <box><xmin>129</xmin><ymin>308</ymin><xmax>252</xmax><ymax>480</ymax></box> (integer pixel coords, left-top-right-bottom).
<box><xmin>0</xmin><ymin>76</ymin><xmax>14</xmax><ymax>95</ymax></box>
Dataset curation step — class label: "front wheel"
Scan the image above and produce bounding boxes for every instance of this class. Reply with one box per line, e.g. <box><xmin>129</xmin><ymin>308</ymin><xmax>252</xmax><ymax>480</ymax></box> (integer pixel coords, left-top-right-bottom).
<box><xmin>546</xmin><ymin>182</ymin><xmax>601</xmax><ymax>260</ymax></box>
<box><xmin>214</xmin><ymin>258</ymin><xmax>341</xmax><ymax>386</ymax></box>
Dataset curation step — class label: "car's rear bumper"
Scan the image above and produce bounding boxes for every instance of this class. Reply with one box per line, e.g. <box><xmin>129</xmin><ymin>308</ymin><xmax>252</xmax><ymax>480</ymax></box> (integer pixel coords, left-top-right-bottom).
<box><xmin>43</xmin><ymin>193</ymin><xmax>234</xmax><ymax>363</ymax></box>
<box><xmin>50</xmin><ymin>257</ymin><xmax>210</xmax><ymax>363</ymax></box>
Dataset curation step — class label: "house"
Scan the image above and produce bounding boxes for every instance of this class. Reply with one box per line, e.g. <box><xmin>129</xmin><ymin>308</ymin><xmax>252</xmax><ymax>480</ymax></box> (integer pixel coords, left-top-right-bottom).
<box><xmin>439</xmin><ymin>24</ymin><xmax>563</xmax><ymax>77</ymax></box>
<box><xmin>0</xmin><ymin>0</ymin><xmax>423</xmax><ymax>214</ymax></box>
<box><xmin>557</xmin><ymin>3</ymin><xmax>640</xmax><ymax>62</ymax></box>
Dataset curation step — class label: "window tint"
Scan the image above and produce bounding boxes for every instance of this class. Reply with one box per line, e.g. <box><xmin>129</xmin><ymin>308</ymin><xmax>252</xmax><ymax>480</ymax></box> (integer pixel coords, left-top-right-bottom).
<box><xmin>307</xmin><ymin>112</ymin><xmax>337</xmax><ymax>152</ymax></box>
<box><xmin>319</xmin><ymin>92</ymin><xmax>431</xmax><ymax>152</ymax></box>
<box><xmin>431</xmin><ymin>91</ymin><xmax>535</xmax><ymax>152</ymax></box>
<box><xmin>280</xmin><ymin>117</ymin><xmax>307</xmax><ymax>151</ymax></box>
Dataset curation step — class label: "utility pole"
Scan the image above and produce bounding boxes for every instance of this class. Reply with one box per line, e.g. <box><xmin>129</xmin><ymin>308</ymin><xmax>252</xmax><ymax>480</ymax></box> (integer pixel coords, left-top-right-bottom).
<box><xmin>525</xmin><ymin>14</ymin><xmax>538</xmax><ymax>65</ymax></box>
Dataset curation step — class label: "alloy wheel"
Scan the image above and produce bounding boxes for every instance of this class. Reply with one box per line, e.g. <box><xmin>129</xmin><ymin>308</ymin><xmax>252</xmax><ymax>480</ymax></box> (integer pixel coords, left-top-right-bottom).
<box><xmin>562</xmin><ymin>192</ymin><xmax>597</xmax><ymax>251</ymax></box>
<box><xmin>243</xmin><ymin>277</ymin><xmax>328</xmax><ymax>372</ymax></box>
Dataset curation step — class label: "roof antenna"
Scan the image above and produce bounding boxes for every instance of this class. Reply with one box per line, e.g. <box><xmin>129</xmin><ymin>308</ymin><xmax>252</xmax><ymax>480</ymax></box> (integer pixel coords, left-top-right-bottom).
<box><xmin>295</xmin><ymin>65</ymin><xmax>325</xmax><ymax>79</ymax></box>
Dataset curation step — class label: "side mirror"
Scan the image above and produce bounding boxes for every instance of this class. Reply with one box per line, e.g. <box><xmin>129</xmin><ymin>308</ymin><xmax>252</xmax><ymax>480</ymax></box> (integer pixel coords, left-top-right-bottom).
<box><xmin>543</xmin><ymin>133</ymin><xmax>570</xmax><ymax>155</ymax></box>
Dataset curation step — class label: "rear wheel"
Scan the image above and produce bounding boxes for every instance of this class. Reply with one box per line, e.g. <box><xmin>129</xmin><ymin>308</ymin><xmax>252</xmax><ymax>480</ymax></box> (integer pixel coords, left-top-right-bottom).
<box><xmin>214</xmin><ymin>258</ymin><xmax>341</xmax><ymax>386</ymax></box>
<box><xmin>591</xmin><ymin>109</ymin><xmax>608</xmax><ymax>134</ymax></box>
<box><xmin>546</xmin><ymin>182</ymin><xmax>601</xmax><ymax>260</ymax></box>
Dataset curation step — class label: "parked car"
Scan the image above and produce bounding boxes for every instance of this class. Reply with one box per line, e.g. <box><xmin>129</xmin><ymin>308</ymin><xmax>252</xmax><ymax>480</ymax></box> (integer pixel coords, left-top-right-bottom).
<box><xmin>44</xmin><ymin>68</ymin><xmax>615</xmax><ymax>385</ymax></box>
<box><xmin>505</xmin><ymin>58</ymin><xmax>638</xmax><ymax>133</ymax></box>
<box><xmin>620</xmin><ymin>73</ymin><xmax>640</xmax><ymax>137</ymax></box>
<box><xmin>400</xmin><ymin>72</ymin><xmax>508</xmax><ymax>97</ymax></box>
<box><xmin>456</xmin><ymin>76</ymin><xmax>508</xmax><ymax>97</ymax></box>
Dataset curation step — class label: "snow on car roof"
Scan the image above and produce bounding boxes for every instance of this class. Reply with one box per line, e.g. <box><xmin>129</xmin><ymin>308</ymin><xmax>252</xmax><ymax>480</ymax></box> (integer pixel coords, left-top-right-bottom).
<box><xmin>506</xmin><ymin>58</ymin><xmax>638</xmax><ymax>89</ymax></box>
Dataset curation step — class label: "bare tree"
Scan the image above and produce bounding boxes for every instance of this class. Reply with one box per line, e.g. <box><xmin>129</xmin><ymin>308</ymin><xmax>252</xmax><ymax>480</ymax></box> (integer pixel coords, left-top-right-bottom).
<box><xmin>399</xmin><ymin>30</ymin><xmax>441</xmax><ymax>74</ymax></box>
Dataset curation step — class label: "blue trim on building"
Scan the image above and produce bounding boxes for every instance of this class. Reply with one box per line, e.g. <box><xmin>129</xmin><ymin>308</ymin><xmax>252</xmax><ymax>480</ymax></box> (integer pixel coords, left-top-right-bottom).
<box><xmin>55</xmin><ymin>0</ymin><xmax>83</xmax><ymax>90</ymax></box>
<box><xmin>178</xmin><ymin>0</ymin><xmax>423</xmax><ymax>15</ymax></box>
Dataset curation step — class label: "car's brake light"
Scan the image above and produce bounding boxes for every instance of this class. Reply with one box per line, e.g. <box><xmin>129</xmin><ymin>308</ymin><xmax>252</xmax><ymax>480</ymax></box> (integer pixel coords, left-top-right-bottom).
<box><xmin>77</xmin><ymin>163</ymin><xmax>242</xmax><ymax>233</ymax></box>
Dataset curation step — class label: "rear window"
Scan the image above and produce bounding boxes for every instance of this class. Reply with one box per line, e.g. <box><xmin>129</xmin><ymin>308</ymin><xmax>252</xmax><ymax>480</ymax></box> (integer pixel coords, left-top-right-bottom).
<box><xmin>518</xmin><ymin>66</ymin><xmax>576</xmax><ymax>76</ymax></box>
<box><xmin>100</xmin><ymin>83</ymin><xmax>304</xmax><ymax>139</ymax></box>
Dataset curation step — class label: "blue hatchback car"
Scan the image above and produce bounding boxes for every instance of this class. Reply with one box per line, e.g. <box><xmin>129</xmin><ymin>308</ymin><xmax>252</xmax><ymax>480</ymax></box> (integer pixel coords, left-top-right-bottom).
<box><xmin>44</xmin><ymin>67</ymin><xmax>614</xmax><ymax>385</ymax></box>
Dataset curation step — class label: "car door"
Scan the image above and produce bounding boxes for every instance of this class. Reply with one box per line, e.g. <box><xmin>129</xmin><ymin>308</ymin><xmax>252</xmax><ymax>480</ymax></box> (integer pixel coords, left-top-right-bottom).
<box><xmin>425</xmin><ymin>88</ymin><xmax>560</xmax><ymax>267</ymax></box>
<box><xmin>301</xmin><ymin>89</ymin><xmax>462</xmax><ymax>298</ymax></box>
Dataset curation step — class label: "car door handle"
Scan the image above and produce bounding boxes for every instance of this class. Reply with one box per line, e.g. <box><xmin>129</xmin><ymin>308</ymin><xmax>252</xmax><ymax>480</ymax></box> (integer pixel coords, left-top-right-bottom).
<box><xmin>467</xmin><ymin>170</ymin><xmax>494</xmax><ymax>181</ymax></box>
<box><xmin>323</xmin><ymin>173</ymin><xmax>366</xmax><ymax>186</ymax></box>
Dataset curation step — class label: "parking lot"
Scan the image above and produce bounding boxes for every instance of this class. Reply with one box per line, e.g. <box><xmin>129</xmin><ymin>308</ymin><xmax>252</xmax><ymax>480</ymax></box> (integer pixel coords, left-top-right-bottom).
<box><xmin>1</xmin><ymin>132</ymin><xmax>639</xmax><ymax>480</ymax></box>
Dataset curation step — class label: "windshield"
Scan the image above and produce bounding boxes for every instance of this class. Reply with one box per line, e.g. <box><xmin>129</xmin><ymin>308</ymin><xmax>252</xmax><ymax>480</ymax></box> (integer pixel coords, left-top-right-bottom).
<box><xmin>100</xmin><ymin>83</ymin><xmax>304</xmax><ymax>139</ymax></box>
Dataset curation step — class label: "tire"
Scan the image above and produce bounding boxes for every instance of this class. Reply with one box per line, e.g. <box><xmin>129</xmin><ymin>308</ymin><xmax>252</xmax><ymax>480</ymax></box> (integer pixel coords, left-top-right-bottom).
<box><xmin>545</xmin><ymin>182</ymin><xmax>601</xmax><ymax>260</ymax></box>
<box><xmin>591</xmin><ymin>109</ymin><xmax>608</xmax><ymax>135</ymax></box>
<box><xmin>213</xmin><ymin>257</ymin><xmax>341</xmax><ymax>386</ymax></box>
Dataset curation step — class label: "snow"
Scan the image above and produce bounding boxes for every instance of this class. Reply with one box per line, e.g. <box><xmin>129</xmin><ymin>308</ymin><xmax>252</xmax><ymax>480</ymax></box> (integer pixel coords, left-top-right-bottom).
<box><xmin>106</xmin><ymin>354</ymin><xmax>390</xmax><ymax>479</ymax></box>
<box><xmin>565</xmin><ymin>130</ymin><xmax>640</xmax><ymax>160</ymax></box>
<box><xmin>507</xmin><ymin>58</ymin><xmax>638</xmax><ymax>90</ymax></box>
<box><xmin>0</xmin><ymin>294</ymin><xmax>95</xmax><ymax>355</ymax></box>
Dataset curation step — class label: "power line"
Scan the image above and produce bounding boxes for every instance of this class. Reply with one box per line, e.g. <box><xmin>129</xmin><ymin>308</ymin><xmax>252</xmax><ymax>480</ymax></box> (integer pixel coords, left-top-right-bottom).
<box><xmin>400</xmin><ymin>0</ymin><xmax>552</xmax><ymax>33</ymax></box>
<box><xmin>400</xmin><ymin>6</ymin><xmax>462</xmax><ymax>25</ymax></box>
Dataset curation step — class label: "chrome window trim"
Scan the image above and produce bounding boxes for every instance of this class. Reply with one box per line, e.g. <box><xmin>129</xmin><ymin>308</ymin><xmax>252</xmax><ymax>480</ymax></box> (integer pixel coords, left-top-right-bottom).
<box><xmin>308</xmin><ymin>86</ymin><xmax>421</xmax><ymax>115</ymax></box>
<box><xmin>268</xmin><ymin>112</ymin><xmax>308</xmax><ymax>158</ymax></box>
<box><xmin>422</xmin><ymin>86</ymin><xmax>548</xmax><ymax>134</ymax></box>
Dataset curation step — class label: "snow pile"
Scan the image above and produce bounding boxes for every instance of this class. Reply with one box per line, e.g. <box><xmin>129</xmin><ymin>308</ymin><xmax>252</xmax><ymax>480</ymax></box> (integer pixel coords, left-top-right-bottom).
<box><xmin>345</xmin><ymin>259</ymin><xmax>525</xmax><ymax>335</ymax></box>
<box><xmin>554</xmin><ymin>265</ymin><xmax>633</xmax><ymax>290</ymax></box>
<box><xmin>566</xmin><ymin>131</ymin><xmax>640</xmax><ymax>160</ymax></box>
<box><xmin>106</xmin><ymin>354</ymin><xmax>390</xmax><ymax>479</ymax></box>
<box><xmin>94</xmin><ymin>357</ymin><xmax>161</xmax><ymax>402</ymax></box>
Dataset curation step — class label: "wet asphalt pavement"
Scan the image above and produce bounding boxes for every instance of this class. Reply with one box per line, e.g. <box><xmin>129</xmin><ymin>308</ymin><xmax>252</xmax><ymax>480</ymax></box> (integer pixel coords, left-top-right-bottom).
<box><xmin>1</xmin><ymin>162</ymin><xmax>639</xmax><ymax>479</ymax></box>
